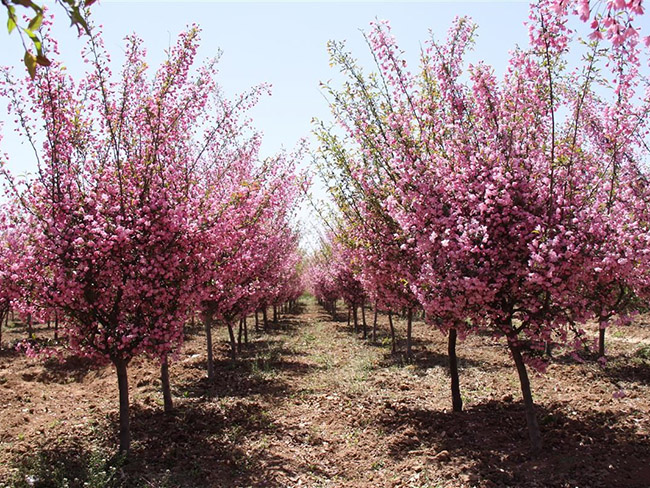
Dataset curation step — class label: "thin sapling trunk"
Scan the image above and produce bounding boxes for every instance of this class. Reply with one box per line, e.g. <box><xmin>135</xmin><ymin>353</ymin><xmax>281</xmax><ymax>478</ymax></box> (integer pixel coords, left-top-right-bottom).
<box><xmin>113</xmin><ymin>357</ymin><xmax>131</xmax><ymax>455</ymax></box>
<box><xmin>508</xmin><ymin>338</ymin><xmax>543</xmax><ymax>454</ymax></box>
<box><xmin>161</xmin><ymin>356</ymin><xmax>173</xmax><ymax>413</ymax></box>
<box><xmin>388</xmin><ymin>311</ymin><xmax>397</xmax><ymax>353</ymax></box>
<box><xmin>204</xmin><ymin>313</ymin><xmax>215</xmax><ymax>381</ymax></box>
<box><xmin>448</xmin><ymin>327</ymin><xmax>462</xmax><ymax>412</ymax></box>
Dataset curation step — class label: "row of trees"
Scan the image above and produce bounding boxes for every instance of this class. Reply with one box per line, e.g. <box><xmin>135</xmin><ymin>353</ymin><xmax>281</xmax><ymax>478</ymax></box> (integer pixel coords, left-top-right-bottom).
<box><xmin>308</xmin><ymin>0</ymin><xmax>650</xmax><ymax>453</ymax></box>
<box><xmin>0</xmin><ymin>22</ymin><xmax>305</xmax><ymax>454</ymax></box>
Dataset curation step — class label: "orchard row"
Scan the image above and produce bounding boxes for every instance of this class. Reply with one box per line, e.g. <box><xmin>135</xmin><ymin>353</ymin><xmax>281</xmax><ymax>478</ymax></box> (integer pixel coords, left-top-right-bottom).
<box><xmin>0</xmin><ymin>26</ymin><xmax>305</xmax><ymax>454</ymax></box>
<box><xmin>308</xmin><ymin>0</ymin><xmax>650</xmax><ymax>454</ymax></box>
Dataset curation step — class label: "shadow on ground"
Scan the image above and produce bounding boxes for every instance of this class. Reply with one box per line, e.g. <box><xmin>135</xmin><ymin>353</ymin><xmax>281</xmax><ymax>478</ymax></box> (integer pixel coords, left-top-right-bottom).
<box><xmin>378</xmin><ymin>399</ymin><xmax>650</xmax><ymax>487</ymax></box>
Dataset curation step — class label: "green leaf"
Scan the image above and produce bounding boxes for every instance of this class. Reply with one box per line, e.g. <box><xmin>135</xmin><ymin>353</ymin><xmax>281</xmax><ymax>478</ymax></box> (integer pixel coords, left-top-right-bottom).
<box><xmin>24</xmin><ymin>51</ymin><xmax>37</xmax><ymax>79</ymax></box>
<box><xmin>27</xmin><ymin>11</ymin><xmax>42</xmax><ymax>31</ymax></box>
<box><xmin>70</xmin><ymin>7</ymin><xmax>89</xmax><ymax>35</ymax></box>
<box><xmin>7</xmin><ymin>16</ymin><xmax>16</xmax><ymax>34</ymax></box>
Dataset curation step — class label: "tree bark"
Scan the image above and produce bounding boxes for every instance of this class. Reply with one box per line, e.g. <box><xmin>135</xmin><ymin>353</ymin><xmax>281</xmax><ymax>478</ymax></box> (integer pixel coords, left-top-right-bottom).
<box><xmin>353</xmin><ymin>305</ymin><xmax>358</xmax><ymax>333</ymax></box>
<box><xmin>243</xmin><ymin>316</ymin><xmax>248</xmax><ymax>345</ymax></box>
<box><xmin>388</xmin><ymin>311</ymin><xmax>396</xmax><ymax>353</ymax></box>
<box><xmin>508</xmin><ymin>339</ymin><xmax>543</xmax><ymax>454</ymax></box>
<box><xmin>372</xmin><ymin>301</ymin><xmax>378</xmax><ymax>343</ymax></box>
<box><xmin>161</xmin><ymin>357</ymin><xmax>173</xmax><ymax>413</ymax></box>
<box><xmin>361</xmin><ymin>299</ymin><xmax>367</xmax><ymax>339</ymax></box>
<box><xmin>54</xmin><ymin>311</ymin><xmax>59</xmax><ymax>341</ymax></box>
<box><xmin>204</xmin><ymin>313</ymin><xmax>215</xmax><ymax>381</ymax></box>
<box><xmin>448</xmin><ymin>328</ymin><xmax>462</xmax><ymax>412</ymax></box>
<box><xmin>255</xmin><ymin>310</ymin><xmax>259</xmax><ymax>331</ymax></box>
<box><xmin>347</xmin><ymin>306</ymin><xmax>351</xmax><ymax>327</ymax></box>
<box><xmin>406</xmin><ymin>308</ymin><xmax>413</xmax><ymax>359</ymax></box>
<box><xmin>27</xmin><ymin>313</ymin><xmax>33</xmax><ymax>338</ymax></box>
<box><xmin>237</xmin><ymin>318</ymin><xmax>243</xmax><ymax>352</ymax></box>
<box><xmin>273</xmin><ymin>305</ymin><xmax>278</xmax><ymax>324</ymax></box>
<box><xmin>227</xmin><ymin>321</ymin><xmax>237</xmax><ymax>361</ymax></box>
<box><xmin>599</xmin><ymin>327</ymin><xmax>606</xmax><ymax>358</ymax></box>
<box><xmin>0</xmin><ymin>308</ymin><xmax>4</xmax><ymax>350</ymax></box>
<box><xmin>113</xmin><ymin>357</ymin><xmax>131</xmax><ymax>455</ymax></box>
<box><xmin>263</xmin><ymin>307</ymin><xmax>269</xmax><ymax>330</ymax></box>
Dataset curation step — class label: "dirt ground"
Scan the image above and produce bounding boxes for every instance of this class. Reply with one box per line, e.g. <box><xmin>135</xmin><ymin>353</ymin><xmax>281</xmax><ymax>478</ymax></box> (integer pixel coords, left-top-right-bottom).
<box><xmin>0</xmin><ymin>298</ymin><xmax>649</xmax><ymax>488</ymax></box>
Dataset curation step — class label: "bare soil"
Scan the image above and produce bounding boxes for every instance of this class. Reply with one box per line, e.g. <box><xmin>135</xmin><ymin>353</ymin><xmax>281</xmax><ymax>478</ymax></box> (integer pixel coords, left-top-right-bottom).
<box><xmin>0</xmin><ymin>298</ymin><xmax>649</xmax><ymax>487</ymax></box>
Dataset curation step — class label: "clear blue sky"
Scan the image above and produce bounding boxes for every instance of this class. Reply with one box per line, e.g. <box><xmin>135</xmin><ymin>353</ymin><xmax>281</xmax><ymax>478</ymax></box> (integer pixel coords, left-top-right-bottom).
<box><xmin>0</xmin><ymin>1</ymin><xmax>530</xmax><ymax>245</ymax></box>
<box><xmin>1</xmin><ymin>0</ymin><xmax>530</xmax><ymax>173</ymax></box>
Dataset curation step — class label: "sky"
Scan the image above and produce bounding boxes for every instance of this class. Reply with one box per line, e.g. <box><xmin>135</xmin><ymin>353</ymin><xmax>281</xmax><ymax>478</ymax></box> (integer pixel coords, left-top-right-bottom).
<box><xmin>0</xmin><ymin>0</ymin><xmax>532</xmax><ymax>246</ymax></box>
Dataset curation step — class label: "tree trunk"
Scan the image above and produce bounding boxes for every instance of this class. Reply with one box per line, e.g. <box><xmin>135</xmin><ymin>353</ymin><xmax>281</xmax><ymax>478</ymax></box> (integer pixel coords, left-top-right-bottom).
<box><xmin>237</xmin><ymin>318</ymin><xmax>243</xmax><ymax>353</ymax></box>
<box><xmin>255</xmin><ymin>310</ymin><xmax>259</xmax><ymax>331</ymax></box>
<box><xmin>347</xmin><ymin>306</ymin><xmax>351</xmax><ymax>327</ymax></box>
<box><xmin>227</xmin><ymin>321</ymin><xmax>237</xmax><ymax>361</ymax></box>
<box><xmin>599</xmin><ymin>327</ymin><xmax>606</xmax><ymax>358</ymax></box>
<box><xmin>27</xmin><ymin>313</ymin><xmax>33</xmax><ymax>338</ymax></box>
<box><xmin>160</xmin><ymin>357</ymin><xmax>173</xmax><ymax>413</ymax></box>
<box><xmin>508</xmin><ymin>339</ymin><xmax>543</xmax><ymax>454</ymax></box>
<box><xmin>372</xmin><ymin>301</ymin><xmax>378</xmax><ymax>343</ymax></box>
<box><xmin>273</xmin><ymin>305</ymin><xmax>278</xmax><ymax>324</ymax></box>
<box><xmin>204</xmin><ymin>313</ymin><xmax>215</xmax><ymax>381</ymax></box>
<box><xmin>0</xmin><ymin>308</ymin><xmax>4</xmax><ymax>350</ymax></box>
<box><xmin>353</xmin><ymin>305</ymin><xmax>358</xmax><ymax>333</ymax></box>
<box><xmin>54</xmin><ymin>312</ymin><xmax>59</xmax><ymax>341</ymax></box>
<box><xmin>361</xmin><ymin>299</ymin><xmax>367</xmax><ymax>339</ymax></box>
<box><xmin>113</xmin><ymin>357</ymin><xmax>131</xmax><ymax>455</ymax></box>
<box><xmin>448</xmin><ymin>328</ymin><xmax>463</xmax><ymax>412</ymax></box>
<box><xmin>406</xmin><ymin>308</ymin><xmax>413</xmax><ymax>359</ymax></box>
<box><xmin>388</xmin><ymin>311</ymin><xmax>397</xmax><ymax>354</ymax></box>
<box><xmin>243</xmin><ymin>316</ymin><xmax>248</xmax><ymax>345</ymax></box>
<box><xmin>263</xmin><ymin>308</ymin><xmax>269</xmax><ymax>330</ymax></box>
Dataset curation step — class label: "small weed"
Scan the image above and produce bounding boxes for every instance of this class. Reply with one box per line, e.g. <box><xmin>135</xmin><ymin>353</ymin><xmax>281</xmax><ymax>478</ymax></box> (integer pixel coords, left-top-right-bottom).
<box><xmin>634</xmin><ymin>345</ymin><xmax>650</xmax><ymax>360</ymax></box>
<box><xmin>5</xmin><ymin>448</ymin><xmax>125</xmax><ymax>488</ymax></box>
<box><xmin>303</xmin><ymin>332</ymin><xmax>317</xmax><ymax>344</ymax></box>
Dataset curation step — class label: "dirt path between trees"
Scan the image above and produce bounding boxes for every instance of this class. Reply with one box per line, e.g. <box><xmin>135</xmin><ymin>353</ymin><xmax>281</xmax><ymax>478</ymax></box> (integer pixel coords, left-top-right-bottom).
<box><xmin>1</xmin><ymin>298</ymin><xmax>649</xmax><ymax>487</ymax></box>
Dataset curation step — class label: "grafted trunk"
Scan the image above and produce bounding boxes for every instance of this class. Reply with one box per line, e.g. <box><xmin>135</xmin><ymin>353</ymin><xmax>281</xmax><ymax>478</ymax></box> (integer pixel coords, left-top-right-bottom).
<box><xmin>508</xmin><ymin>339</ymin><xmax>543</xmax><ymax>454</ymax></box>
<box><xmin>448</xmin><ymin>328</ymin><xmax>462</xmax><ymax>412</ymax></box>
<box><xmin>406</xmin><ymin>308</ymin><xmax>413</xmax><ymax>359</ymax></box>
<box><xmin>204</xmin><ymin>313</ymin><xmax>215</xmax><ymax>381</ymax></box>
<box><xmin>388</xmin><ymin>311</ymin><xmax>396</xmax><ymax>354</ymax></box>
<box><xmin>113</xmin><ymin>357</ymin><xmax>131</xmax><ymax>455</ymax></box>
<box><xmin>161</xmin><ymin>357</ymin><xmax>173</xmax><ymax>413</ymax></box>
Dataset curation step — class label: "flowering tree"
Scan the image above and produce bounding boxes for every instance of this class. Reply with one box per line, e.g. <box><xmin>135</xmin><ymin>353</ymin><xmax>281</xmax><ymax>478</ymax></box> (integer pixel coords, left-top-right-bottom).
<box><xmin>0</xmin><ymin>25</ymin><xmax>231</xmax><ymax>454</ymax></box>
<box><xmin>318</xmin><ymin>0</ymin><xmax>649</xmax><ymax>452</ymax></box>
